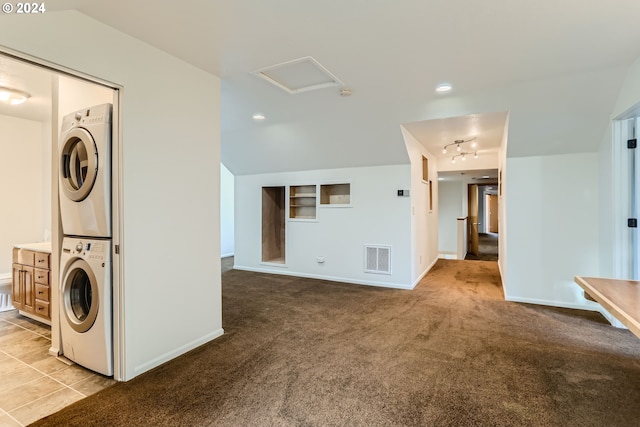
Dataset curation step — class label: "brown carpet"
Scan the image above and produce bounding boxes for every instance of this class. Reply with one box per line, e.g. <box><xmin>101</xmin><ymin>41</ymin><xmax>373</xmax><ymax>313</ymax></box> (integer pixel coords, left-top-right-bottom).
<box><xmin>32</xmin><ymin>259</ymin><xmax>640</xmax><ymax>426</ymax></box>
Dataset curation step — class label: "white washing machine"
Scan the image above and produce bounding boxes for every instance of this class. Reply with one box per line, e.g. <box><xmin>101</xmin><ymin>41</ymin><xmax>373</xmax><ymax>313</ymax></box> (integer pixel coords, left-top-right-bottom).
<box><xmin>59</xmin><ymin>103</ymin><xmax>112</xmax><ymax>238</ymax></box>
<box><xmin>60</xmin><ymin>236</ymin><xmax>112</xmax><ymax>376</ymax></box>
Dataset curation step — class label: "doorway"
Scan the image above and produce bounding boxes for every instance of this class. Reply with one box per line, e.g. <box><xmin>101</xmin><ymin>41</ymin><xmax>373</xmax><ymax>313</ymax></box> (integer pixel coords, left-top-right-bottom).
<box><xmin>262</xmin><ymin>186</ymin><xmax>286</xmax><ymax>264</ymax></box>
<box><xmin>613</xmin><ymin>112</ymin><xmax>640</xmax><ymax>279</ymax></box>
<box><xmin>0</xmin><ymin>50</ymin><xmax>121</xmax><ymax>375</ymax></box>
<box><xmin>465</xmin><ymin>183</ymin><xmax>499</xmax><ymax>261</ymax></box>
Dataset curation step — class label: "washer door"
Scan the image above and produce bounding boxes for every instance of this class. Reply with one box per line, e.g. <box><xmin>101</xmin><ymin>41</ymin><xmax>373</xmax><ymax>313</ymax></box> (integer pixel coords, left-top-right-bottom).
<box><xmin>62</xmin><ymin>259</ymin><xmax>99</xmax><ymax>333</ymax></box>
<box><xmin>60</xmin><ymin>128</ymin><xmax>98</xmax><ymax>202</ymax></box>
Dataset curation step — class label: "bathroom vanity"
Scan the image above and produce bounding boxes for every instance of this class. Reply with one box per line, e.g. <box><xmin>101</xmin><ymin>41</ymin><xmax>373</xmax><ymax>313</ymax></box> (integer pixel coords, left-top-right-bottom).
<box><xmin>12</xmin><ymin>242</ymin><xmax>52</xmax><ymax>325</ymax></box>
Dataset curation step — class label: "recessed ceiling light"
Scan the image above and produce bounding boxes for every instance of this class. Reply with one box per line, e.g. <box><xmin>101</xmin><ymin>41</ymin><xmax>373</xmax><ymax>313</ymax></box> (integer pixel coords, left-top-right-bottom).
<box><xmin>482</xmin><ymin>175</ymin><xmax>490</xmax><ymax>179</ymax></box>
<box><xmin>252</xmin><ymin>113</ymin><xmax>266</xmax><ymax>121</ymax></box>
<box><xmin>435</xmin><ymin>83</ymin><xmax>452</xmax><ymax>93</ymax></box>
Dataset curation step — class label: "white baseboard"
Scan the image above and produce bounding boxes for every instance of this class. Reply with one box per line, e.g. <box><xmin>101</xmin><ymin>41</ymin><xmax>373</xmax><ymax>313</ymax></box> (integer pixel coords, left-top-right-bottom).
<box><xmin>132</xmin><ymin>328</ymin><xmax>224</xmax><ymax>379</ymax></box>
<box><xmin>497</xmin><ymin>261</ymin><xmax>506</xmax><ymax>300</ymax></box>
<box><xmin>505</xmin><ymin>295</ymin><xmax>599</xmax><ymax>312</ymax></box>
<box><xmin>505</xmin><ymin>295</ymin><xmax>627</xmax><ymax>329</ymax></box>
<box><xmin>411</xmin><ymin>257</ymin><xmax>439</xmax><ymax>289</ymax></box>
<box><xmin>233</xmin><ymin>265</ymin><xmax>414</xmax><ymax>290</ymax></box>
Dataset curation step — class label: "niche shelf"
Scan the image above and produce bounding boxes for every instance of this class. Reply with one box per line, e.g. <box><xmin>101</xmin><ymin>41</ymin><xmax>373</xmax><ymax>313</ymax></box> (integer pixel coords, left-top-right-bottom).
<box><xmin>262</xmin><ymin>186</ymin><xmax>286</xmax><ymax>264</ymax></box>
<box><xmin>289</xmin><ymin>185</ymin><xmax>317</xmax><ymax>220</ymax></box>
<box><xmin>320</xmin><ymin>183</ymin><xmax>351</xmax><ymax>206</ymax></box>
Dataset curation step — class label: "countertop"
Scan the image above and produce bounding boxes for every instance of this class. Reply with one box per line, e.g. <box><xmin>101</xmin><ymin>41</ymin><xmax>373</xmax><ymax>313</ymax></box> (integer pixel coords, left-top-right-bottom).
<box><xmin>574</xmin><ymin>276</ymin><xmax>640</xmax><ymax>339</ymax></box>
<box><xmin>13</xmin><ymin>242</ymin><xmax>52</xmax><ymax>253</ymax></box>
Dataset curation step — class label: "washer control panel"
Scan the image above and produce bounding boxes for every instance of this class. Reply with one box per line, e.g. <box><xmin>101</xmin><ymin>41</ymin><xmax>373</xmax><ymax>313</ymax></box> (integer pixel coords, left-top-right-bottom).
<box><xmin>63</xmin><ymin>240</ymin><xmax>108</xmax><ymax>262</ymax></box>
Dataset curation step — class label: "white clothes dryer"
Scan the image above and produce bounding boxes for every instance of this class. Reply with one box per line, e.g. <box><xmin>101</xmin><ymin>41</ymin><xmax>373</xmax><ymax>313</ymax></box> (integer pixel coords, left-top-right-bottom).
<box><xmin>60</xmin><ymin>236</ymin><xmax>112</xmax><ymax>376</ymax></box>
<box><xmin>59</xmin><ymin>103</ymin><xmax>112</xmax><ymax>238</ymax></box>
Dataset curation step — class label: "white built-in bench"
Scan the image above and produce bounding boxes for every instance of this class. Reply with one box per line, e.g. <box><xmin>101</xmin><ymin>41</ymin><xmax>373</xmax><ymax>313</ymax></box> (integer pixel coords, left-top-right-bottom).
<box><xmin>574</xmin><ymin>276</ymin><xmax>640</xmax><ymax>338</ymax></box>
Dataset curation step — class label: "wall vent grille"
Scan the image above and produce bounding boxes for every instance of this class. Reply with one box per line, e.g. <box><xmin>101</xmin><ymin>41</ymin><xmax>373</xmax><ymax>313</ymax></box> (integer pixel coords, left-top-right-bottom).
<box><xmin>364</xmin><ymin>245</ymin><xmax>392</xmax><ymax>275</ymax></box>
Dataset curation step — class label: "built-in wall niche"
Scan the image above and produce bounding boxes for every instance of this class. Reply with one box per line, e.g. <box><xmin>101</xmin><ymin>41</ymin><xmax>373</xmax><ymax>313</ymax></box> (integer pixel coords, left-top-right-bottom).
<box><xmin>289</xmin><ymin>185</ymin><xmax>317</xmax><ymax>220</ymax></box>
<box><xmin>320</xmin><ymin>183</ymin><xmax>351</xmax><ymax>206</ymax></box>
<box><xmin>262</xmin><ymin>186</ymin><xmax>286</xmax><ymax>264</ymax></box>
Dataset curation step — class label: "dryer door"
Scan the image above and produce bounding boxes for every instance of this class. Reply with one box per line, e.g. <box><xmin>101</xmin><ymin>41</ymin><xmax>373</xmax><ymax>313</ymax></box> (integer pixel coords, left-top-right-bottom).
<box><xmin>60</xmin><ymin>128</ymin><xmax>98</xmax><ymax>202</ymax></box>
<box><xmin>62</xmin><ymin>259</ymin><xmax>99</xmax><ymax>333</ymax></box>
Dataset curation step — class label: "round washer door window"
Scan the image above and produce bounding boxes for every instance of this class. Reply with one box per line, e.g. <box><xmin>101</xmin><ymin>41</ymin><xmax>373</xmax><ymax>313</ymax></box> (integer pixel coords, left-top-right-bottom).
<box><xmin>60</xmin><ymin>127</ymin><xmax>98</xmax><ymax>202</ymax></box>
<box><xmin>62</xmin><ymin>259</ymin><xmax>99</xmax><ymax>333</ymax></box>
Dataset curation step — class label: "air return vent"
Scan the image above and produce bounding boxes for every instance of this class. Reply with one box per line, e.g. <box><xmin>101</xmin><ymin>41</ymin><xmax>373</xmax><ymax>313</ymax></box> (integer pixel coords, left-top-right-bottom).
<box><xmin>253</xmin><ymin>56</ymin><xmax>344</xmax><ymax>94</ymax></box>
<box><xmin>364</xmin><ymin>245</ymin><xmax>392</xmax><ymax>275</ymax></box>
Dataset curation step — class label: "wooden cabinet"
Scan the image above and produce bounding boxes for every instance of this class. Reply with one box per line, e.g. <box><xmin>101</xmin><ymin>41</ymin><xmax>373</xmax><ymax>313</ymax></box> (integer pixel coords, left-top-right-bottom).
<box><xmin>12</xmin><ymin>247</ymin><xmax>51</xmax><ymax>323</ymax></box>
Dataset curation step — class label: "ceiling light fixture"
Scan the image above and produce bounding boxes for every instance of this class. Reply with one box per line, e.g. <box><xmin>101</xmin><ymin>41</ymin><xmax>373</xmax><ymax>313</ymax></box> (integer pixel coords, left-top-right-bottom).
<box><xmin>451</xmin><ymin>151</ymin><xmax>479</xmax><ymax>163</ymax></box>
<box><xmin>435</xmin><ymin>83</ymin><xmax>452</xmax><ymax>93</ymax></box>
<box><xmin>252</xmin><ymin>113</ymin><xmax>266</xmax><ymax>121</ymax></box>
<box><xmin>0</xmin><ymin>86</ymin><xmax>30</xmax><ymax>105</ymax></box>
<box><xmin>441</xmin><ymin>137</ymin><xmax>477</xmax><ymax>154</ymax></box>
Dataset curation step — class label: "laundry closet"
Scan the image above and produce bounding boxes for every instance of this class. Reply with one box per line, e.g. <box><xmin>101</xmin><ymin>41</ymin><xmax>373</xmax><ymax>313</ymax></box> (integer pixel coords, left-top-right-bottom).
<box><xmin>0</xmin><ymin>54</ymin><xmax>116</xmax><ymax>374</ymax></box>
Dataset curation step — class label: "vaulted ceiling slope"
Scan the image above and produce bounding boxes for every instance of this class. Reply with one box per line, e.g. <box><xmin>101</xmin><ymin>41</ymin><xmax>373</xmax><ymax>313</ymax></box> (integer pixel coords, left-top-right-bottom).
<box><xmin>46</xmin><ymin>0</ymin><xmax>640</xmax><ymax>175</ymax></box>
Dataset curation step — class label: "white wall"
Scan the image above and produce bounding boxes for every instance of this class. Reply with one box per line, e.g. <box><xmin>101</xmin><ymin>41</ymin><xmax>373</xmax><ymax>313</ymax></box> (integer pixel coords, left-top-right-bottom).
<box><xmin>504</xmin><ymin>153</ymin><xmax>600</xmax><ymax>309</ymax></box>
<box><xmin>58</xmin><ymin>76</ymin><xmax>114</xmax><ymax>123</ymax></box>
<box><xmin>611</xmin><ymin>56</ymin><xmax>640</xmax><ymax>119</ymax></box>
<box><xmin>0</xmin><ymin>115</ymin><xmax>45</xmax><ymax>274</ymax></box>
<box><xmin>403</xmin><ymin>128</ymin><xmax>439</xmax><ymax>285</ymax></box>
<box><xmin>220</xmin><ymin>163</ymin><xmax>234</xmax><ymax>257</ymax></box>
<box><xmin>234</xmin><ymin>165</ymin><xmax>413</xmax><ymax>288</ymax></box>
<box><xmin>0</xmin><ymin>11</ymin><xmax>223</xmax><ymax>380</ymax></box>
<box><xmin>498</xmin><ymin>117</ymin><xmax>509</xmax><ymax>293</ymax></box>
<box><xmin>438</xmin><ymin>180</ymin><xmax>465</xmax><ymax>255</ymax></box>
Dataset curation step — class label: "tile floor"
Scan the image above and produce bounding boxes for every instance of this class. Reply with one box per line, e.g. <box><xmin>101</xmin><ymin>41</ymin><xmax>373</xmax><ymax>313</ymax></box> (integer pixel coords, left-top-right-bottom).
<box><xmin>0</xmin><ymin>310</ymin><xmax>115</xmax><ymax>426</ymax></box>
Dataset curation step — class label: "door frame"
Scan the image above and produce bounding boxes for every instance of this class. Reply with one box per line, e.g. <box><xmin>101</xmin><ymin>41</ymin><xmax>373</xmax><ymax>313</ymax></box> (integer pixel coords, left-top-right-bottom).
<box><xmin>0</xmin><ymin>45</ymin><xmax>125</xmax><ymax>380</ymax></box>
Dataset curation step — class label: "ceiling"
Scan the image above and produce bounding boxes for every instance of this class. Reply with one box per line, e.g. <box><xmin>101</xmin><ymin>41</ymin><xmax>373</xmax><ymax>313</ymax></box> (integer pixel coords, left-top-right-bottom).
<box><xmin>438</xmin><ymin>169</ymin><xmax>499</xmax><ymax>183</ymax></box>
<box><xmin>0</xmin><ymin>55</ymin><xmax>51</xmax><ymax>122</ymax></box>
<box><xmin>402</xmin><ymin>111</ymin><xmax>507</xmax><ymax>164</ymax></box>
<box><xmin>9</xmin><ymin>1</ymin><xmax>640</xmax><ymax>175</ymax></box>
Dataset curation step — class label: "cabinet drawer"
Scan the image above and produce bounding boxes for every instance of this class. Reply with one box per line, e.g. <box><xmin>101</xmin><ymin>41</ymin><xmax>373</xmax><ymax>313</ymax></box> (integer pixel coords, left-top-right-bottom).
<box><xmin>35</xmin><ymin>284</ymin><xmax>50</xmax><ymax>302</ymax></box>
<box><xmin>35</xmin><ymin>252</ymin><xmax>50</xmax><ymax>269</ymax></box>
<box><xmin>34</xmin><ymin>300</ymin><xmax>50</xmax><ymax>318</ymax></box>
<box><xmin>35</xmin><ymin>268</ymin><xmax>49</xmax><ymax>285</ymax></box>
<box><xmin>17</xmin><ymin>249</ymin><xmax>35</xmax><ymax>266</ymax></box>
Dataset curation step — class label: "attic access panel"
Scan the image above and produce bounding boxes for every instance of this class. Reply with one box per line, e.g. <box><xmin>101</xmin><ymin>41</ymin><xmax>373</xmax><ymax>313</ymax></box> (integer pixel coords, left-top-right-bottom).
<box><xmin>253</xmin><ymin>56</ymin><xmax>344</xmax><ymax>94</ymax></box>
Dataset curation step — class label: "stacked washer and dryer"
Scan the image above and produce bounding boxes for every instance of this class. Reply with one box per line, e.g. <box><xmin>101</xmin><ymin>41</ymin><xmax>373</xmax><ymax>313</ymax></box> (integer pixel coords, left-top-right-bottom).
<box><xmin>58</xmin><ymin>104</ymin><xmax>113</xmax><ymax>376</ymax></box>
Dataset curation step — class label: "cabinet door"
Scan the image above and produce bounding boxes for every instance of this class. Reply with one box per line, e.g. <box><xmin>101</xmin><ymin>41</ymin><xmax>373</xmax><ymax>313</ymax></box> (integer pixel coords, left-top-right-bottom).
<box><xmin>22</xmin><ymin>266</ymin><xmax>35</xmax><ymax>313</ymax></box>
<box><xmin>11</xmin><ymin>264</ymin><xmax>24</xmax><ymax>310</ymax></box>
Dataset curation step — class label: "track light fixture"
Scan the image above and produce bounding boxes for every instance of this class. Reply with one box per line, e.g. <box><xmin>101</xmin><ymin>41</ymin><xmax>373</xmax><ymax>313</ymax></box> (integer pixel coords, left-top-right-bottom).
<box><xmin>451</xmin><ymin>151</ymin><xmax>478</xmax><ymax>164</ymax></box>
<box><xmin>442</xmin><ymin>137</ymin><xmax>477</xmax><ymax>154</ymax></box>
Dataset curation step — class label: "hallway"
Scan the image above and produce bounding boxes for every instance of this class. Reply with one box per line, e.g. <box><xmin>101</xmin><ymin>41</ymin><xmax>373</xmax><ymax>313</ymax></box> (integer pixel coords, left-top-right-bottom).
<box><xmin>465</xmin><ymin>232</ymin><xmax>498</xmax><ymax>261</ymax></box>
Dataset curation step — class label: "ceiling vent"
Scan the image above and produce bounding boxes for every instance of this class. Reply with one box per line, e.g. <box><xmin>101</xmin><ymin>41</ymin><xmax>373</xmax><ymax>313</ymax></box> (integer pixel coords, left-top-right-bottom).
<box><xmin>253</xmin><ymin>56</ymin><xmax>344</xmax><ymax>94</ymax></box>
